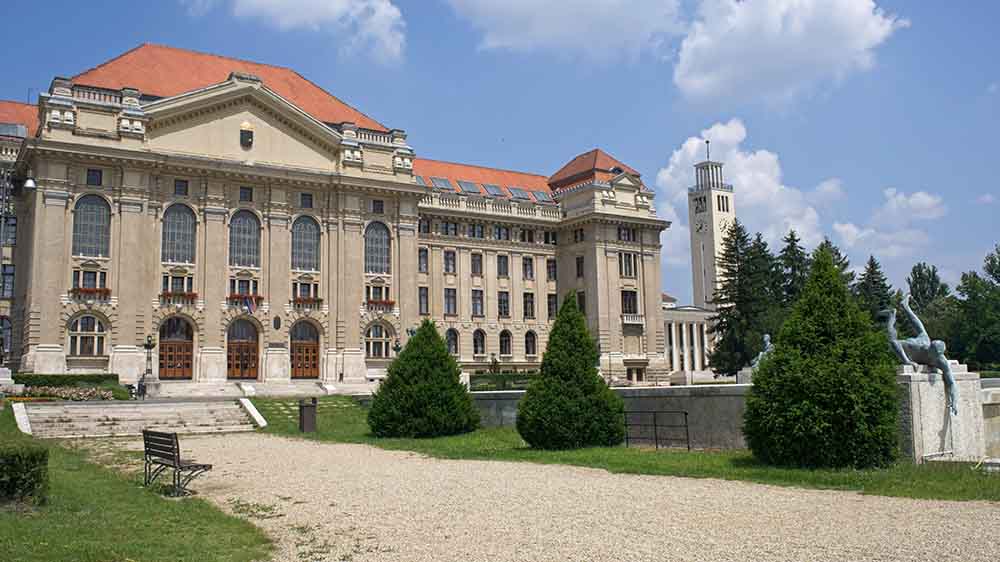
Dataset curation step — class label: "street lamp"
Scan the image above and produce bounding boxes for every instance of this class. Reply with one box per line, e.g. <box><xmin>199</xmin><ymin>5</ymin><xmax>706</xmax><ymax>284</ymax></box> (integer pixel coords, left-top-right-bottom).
<box><xmin>140</xmin><ymin>335</ymin><xmax>156</xmax><ymax>400</ymax></box>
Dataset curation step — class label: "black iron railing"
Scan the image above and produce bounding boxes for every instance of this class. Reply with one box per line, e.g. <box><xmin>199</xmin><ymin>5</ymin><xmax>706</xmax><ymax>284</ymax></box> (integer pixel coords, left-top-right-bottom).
<box><xmin>623</xmin><ymin>410</ymin><xmax>690</xmax><ymax>451</ymax></box>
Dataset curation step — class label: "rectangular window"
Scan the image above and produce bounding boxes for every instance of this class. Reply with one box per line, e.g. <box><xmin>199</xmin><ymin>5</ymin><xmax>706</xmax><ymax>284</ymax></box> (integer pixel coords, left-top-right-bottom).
<box><xmin>472</xmin><ymin>289</ymin><xmax>484</xmax><ymax>317</ymax></box>
<box><xmin>471</xmin><ymin>253</ymin><xmax>483</xmax><ymax>276</ymax></box>
<box><xmin>82</xmin><ymin>270</ymin><xmax>98</xmax><ymax>289</ymax></box>
<box><xmin>300</xmin><ymin>193</ymin><xmax>313</xmax><ymax>208</ymax></box>
<box><xmin>498</xmin><ymin>291</ymin><xmax>510</xmax><ymax>318</ymax></box>
<box><xmin>418</xmin><ymin>219</ymin><xmax>431</xmax><ymax>234</ymax></box>
<box><xmin>494</xmin><ymin>225</ymin><xmax>510</xmax><ymax>240</ymax></box>
<box><xmin>546</xmin><ymin>259</ymin><xmax>557</xmax><ymax>281</ymax></box>
<box><xmin>444</xmin><ymin>288</ymin><xmax>457</xmax><ymax>315</ymax></box>
<box><xmin>573</xmin><ymin>228</ymin><xmax>585</xmax><ymax>242</ymax></box>
<box><xmin>174</xmin><ymin>179</ymin><xmax>189</xmax><ymax>196</ymax></box>
<box><xmin>519</xmin><ymin>229</ymin><xmax>535</xmax><ymax>243</ymax></box>
<box><xmin>3</xmin><ymin>216</ymin><xmax>15</xmax><ymax>246</ymax></box>
<box><xmin>547</xmin><ymin>294</ymin><xmax>558</xmax><ymax>319</ymax></box>
<box><xmin>171</xmin><ymin>276</ymin><xmax>185</xmax><ymax>293</ymax></box>
<box><xmin>86</xmin><ymin>168</ymin><xmax>103</xmax><ymax>187</ymax></box>
<box><xmin>522</xmin><ymin>256</ymin><xmax>534</xmax><ymax>280</ymax></box>
<box><xmin>523</xmin><ymin>292</ymin><xmax>535</xmax><ymax>319</ymax></box>
<box><xmin>621</xmin><ymin>290</ymin><xmax>638</xmax><ymax>315</ymax></box>
<box><xmin>371</xmin><ymin>199</ymin><xmax>384</xmax><ymax>214</ymax></box>
<box><xmin>619</xmin><ymin>252</ymin><xmax>637</xmax><ymax>278</ymax></box>
<box><xmin>439</xmin><ymin>221</ymin><xmax>459</xmax><ymax>236</ymax></box>
<box><xmin>239</xmin><ymin>186</ymin><xmax>253</xmax><ymax>202</ymax></box>
<box><xmin>1</xmin><ymin>265</ymin><xmax>13</xmax><ymax>298</ymax></box>
<box><xmin>618</xmin><ymin>226</ymin><xmax>637</xmax><ymax>242</ymax></box>
<box><xmin>418</xmin><ymin>248</ymin><xmax>428</xmax><ymax>273</ymax></box>
<box><xmin>576</xmin><ymin>256</ymin><xmax>584</xmax><ymax>278</ymax></box>
<box><xmin>577</xmin><ymin>291</ymin><xmax>586</xmax><ymax>315</ymax></box>
<box><xmin>544</xmin><ymin>231</ymin><xmax>558</xmax><ymax>245</ymax></box>
<box><xmin>497</xmin><ymin>255</ymin><xmax>509</xmax><ymax>277</ymax></box>
<box><xmin>468</xmin><ymin>224</ymin><xmax>485</xmax><ymax>238</ymax></box>
<box><xmin>419</xmin><ymin>287</ymin><xmax>429</xmax><ymax>315</ymax></box>
<box><xmin>444</xmin><ymin>250</ymin><xmax>457</xmax><ymax>274</ymax></box>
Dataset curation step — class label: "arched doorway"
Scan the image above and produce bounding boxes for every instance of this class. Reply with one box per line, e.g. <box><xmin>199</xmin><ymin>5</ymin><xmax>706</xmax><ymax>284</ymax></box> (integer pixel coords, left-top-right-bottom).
<box><xmin>227</xmin><ymin>319</ymin><xmax>259</xmax><ymax>379</ymax></box>
<box><xmin>159</xmin><ymin>317</ymin><xmax>194</xmax><ymax>380</ymax></box>
<box><xmin>290</xmin><ymin>321</ymin><xmax>319</xmax><ymax>379</ymax></box>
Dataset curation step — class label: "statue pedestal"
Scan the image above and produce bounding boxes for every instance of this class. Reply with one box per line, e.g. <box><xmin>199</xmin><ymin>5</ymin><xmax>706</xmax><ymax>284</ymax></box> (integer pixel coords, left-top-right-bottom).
<box><xmin>896</xmin><ymin>362</ymin><xmax>985</xmax><ymax>463</ymax></box>
<box><xmin>737</xmin><ymin>367</ymin><xmax>754</xmax><ymax>385</ymax></box>
<box><xmin>0</xmin><ymin>367</ymin><xmax>22</xmax><ymax>394</ymax></box>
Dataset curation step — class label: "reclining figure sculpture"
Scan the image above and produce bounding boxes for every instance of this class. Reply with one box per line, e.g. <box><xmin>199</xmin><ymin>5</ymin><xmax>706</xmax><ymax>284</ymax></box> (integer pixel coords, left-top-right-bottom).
<box><xmin>750</xmin><ymin>334</ymin><xmax>774</xmax><ymax>371</ymax></box>
<box><xmin>880</xmin><ymin>294</ymin><xmax>958</xmax><ymax>415</ymax></box>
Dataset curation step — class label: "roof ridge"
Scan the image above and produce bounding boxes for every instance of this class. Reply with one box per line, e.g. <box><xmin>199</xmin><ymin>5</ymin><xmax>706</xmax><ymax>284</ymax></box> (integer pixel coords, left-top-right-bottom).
<box><xmin>74</xmin><ymin>43</ymin><xmax>298</xmax><ymax>82</ymax></box>
<box><xmin>72</xmin><ymin>43</ymin><xmax>150</xmax><ymax>82</ymax></box>
<box><xmin>416</xmin><ymin>157</ymin><xmax>548</xmax><ymax>180</ymax></box>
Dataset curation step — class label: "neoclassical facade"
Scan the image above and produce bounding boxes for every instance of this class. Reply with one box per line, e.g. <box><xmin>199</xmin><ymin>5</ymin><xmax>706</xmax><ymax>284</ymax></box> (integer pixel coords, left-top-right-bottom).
<box><xmin>3</xmin><ymin>44</ymin><xmax>670</xmax><ymax>389</ymax></box>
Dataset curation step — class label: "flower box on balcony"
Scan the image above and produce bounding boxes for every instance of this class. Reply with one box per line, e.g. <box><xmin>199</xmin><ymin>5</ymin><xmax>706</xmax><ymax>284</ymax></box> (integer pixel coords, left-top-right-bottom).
<box><xmin>160</xmin><ymin>291</ymin><xmax>198</xmax><ymax>301</ymax></box>
<box><xmin>366</xmin><ymin>299</ymin><xmax>395</xmax><ymax>307</ymax></box>
<box><xmin>70</xmin><ymin>287</ymin><xmax>111</xmax><ymax>299</ymax></box>
<box><xmin>227</xmin><ymin>294</ymin><xmax>264</xmax><ymax>305</ymax></box>
<box><xmin>293</xmin><ymin>297</ymin><xmax>323</xmax><ymax>306</ymax></box>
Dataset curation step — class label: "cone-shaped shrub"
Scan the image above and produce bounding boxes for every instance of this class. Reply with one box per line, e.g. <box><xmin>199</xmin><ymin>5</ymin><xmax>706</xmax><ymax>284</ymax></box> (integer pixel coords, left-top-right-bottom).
<box><xmin>367</xmin><ymin>319</ymin><xmax>479</xmax><ymax>437</ymax></box>
<box><xmin>516</xmin><ymin>295</ymin><xmax>624</xmax><ymax>449</ymax></box>
<box><xmin>743</xmin><ymin>248</ymin><xmax>898</xmax><ymax>468</ymax></box>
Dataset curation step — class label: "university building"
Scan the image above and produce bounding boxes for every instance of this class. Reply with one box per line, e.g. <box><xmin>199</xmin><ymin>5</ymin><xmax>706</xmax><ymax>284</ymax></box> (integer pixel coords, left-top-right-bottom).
<box><xmin>0</xmin><ymin>44</ymin><xmax>672</xmax><ymax>391</ymax></box>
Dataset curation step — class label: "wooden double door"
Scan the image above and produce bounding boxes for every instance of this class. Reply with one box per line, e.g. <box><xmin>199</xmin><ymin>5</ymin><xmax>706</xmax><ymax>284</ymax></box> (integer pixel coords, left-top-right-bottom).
<box><xmin>159</xmin><ymin>317</ymin><xmax>193</xmax><ymax>380</ymax></box>
<box><xmin>290</xmin><ymin>321</ymin><xmax>320</xmax><ymax>379</ymax></box>
<box><xmin>227</xmin><ymin>319</ymin><xmax>259</xmax><ymax>380</ymax></box>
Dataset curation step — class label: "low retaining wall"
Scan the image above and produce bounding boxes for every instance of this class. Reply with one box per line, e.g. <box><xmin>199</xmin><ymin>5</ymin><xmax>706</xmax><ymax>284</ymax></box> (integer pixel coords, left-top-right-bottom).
<box><xmin>473</xmin><ymin>384</ymin><xmax>750</xmax><ymax>450</ymax></box>
<box><xmin>984</xmin><ymin>389</ymin><xmax>1000</xmax><ymax>458</ymax></box>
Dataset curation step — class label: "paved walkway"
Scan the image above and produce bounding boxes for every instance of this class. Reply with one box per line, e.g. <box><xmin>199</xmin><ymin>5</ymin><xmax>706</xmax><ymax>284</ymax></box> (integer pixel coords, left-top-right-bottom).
<box><xmin>141</xmin><ymin>434</ymin><xmax>1000</xmax><ymax>561</ymax></box>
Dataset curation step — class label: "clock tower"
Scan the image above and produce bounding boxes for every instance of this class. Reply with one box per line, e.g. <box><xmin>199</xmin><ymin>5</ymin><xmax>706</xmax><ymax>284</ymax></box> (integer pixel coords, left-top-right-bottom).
<box><xmin>688</xmin><ymin>143</ymin><xmax>736</xmax><ymax>309</ymax></box>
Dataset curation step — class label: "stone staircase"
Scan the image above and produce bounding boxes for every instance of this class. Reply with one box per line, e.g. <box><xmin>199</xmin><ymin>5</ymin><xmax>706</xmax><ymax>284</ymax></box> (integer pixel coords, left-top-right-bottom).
<box><xmin>22</xmin><ymin>400</ymin><xmax>258</xmax><ymax>439</ymax></box>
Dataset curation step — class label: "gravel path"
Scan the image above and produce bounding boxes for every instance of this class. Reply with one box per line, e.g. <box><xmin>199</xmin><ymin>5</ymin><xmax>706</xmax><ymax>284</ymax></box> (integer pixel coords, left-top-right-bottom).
<box><xmin>166</xmin><ymin>433</ymin><xmax>997</xmax><ymax>561</ymax></box>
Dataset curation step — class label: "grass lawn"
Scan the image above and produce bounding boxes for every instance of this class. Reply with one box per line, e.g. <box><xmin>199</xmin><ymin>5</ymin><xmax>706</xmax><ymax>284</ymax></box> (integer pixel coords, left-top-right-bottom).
<box><xmin>254</xmin><ymin>395</ymin><xmax>1000</xmax><ymax>502</ymax></box>
<box><xmin>0</xmin><ymin>406</ymin><xmax>272</xmax><ymax>562</ymax></box>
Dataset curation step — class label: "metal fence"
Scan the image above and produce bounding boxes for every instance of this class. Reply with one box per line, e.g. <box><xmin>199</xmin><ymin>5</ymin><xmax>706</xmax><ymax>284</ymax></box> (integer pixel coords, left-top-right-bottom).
<box><xmin>623</xmin><ymin>410</ymin><xmax>690</xmax><ymax>451</ymax></box>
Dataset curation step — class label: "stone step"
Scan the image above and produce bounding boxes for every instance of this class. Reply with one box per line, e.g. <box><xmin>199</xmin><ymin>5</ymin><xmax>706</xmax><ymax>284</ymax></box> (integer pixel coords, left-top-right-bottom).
<box><xmin>36</xmin><ymin>425</ymin><xmax>257</xmax><ymax>439</ymax></box>
<box><xmin>24</xmin><ymin>400</ymin><xmax>256</xmax><ymax>439</ymax></box>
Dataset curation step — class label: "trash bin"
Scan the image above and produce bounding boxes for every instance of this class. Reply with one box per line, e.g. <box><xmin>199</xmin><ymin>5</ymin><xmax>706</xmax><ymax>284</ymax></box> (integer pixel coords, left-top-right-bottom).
<box><xmin>299</xmin><ymin>397</ymin><xmax>317</xmax><ymax>433</ymax></box>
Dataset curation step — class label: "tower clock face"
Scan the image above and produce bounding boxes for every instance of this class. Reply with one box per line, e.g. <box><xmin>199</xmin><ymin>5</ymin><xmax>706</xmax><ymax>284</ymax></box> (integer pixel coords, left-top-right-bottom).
<box><xmin>718</xmin><ymin>218</ymin><xmax>730</xmax><ymax>233</ymax></box>
<box><xmin>695</xmin><ymin>220</ymin><xmax>707</xmax><ymax>233</ymax></box>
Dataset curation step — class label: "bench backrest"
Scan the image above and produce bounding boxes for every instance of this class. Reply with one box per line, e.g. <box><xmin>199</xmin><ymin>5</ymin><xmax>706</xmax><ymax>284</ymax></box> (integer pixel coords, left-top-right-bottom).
<box><xmin>143</xmin><ymin>429</ymin><xmax>181</xmax><ymax>466</ymax></box>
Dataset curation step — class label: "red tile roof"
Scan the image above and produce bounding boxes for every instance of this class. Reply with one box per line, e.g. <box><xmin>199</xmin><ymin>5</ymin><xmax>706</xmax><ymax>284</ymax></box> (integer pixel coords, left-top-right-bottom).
<box><xmin>413</xmin><ymin>158</ymin><xmax>552</xmax><ymax>195</ymax></box>
<box><xmin>0</xmin><ymin>101</ymin><xmax>38</xmax><ymax>136</ymax></box>
<box><xmin>548</xmin><ymin>148</ymin><xmax>639</xmax><ymax>190</ymax></box>
<box><xmin>72</xmin><ymin>43</ymin><xmax>387</xmax><ymax>132</ymax></box>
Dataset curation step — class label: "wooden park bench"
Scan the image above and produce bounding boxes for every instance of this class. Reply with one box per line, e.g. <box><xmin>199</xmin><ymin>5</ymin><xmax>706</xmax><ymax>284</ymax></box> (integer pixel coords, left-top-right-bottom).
<box><xmin>142</xmin><ymin>429</ymin><xmax>212</xmax><ymax>496</ymax></box>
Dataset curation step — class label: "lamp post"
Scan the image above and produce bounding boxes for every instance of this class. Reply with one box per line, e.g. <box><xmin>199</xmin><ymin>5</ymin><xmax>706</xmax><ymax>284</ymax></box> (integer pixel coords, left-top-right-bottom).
<box><xmin>0</xmin><ymin>169</ymin><xmax>13</xmax><ymax>366</ymax></box>
<box><xmin>141</xmin><ymin>335</ymin><xmax>155</xmax><ymax>400</ymax></box>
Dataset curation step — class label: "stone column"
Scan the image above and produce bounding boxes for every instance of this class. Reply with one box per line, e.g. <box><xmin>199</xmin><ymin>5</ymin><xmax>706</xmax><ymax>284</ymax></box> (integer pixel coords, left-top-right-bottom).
<box><xmin>692</xmin><ymin>322</ymin><xmax>703</xmax><ymax>371</ymax></box>
<box><xmin>198</xmin><ymin>205</ymin><xmax>229</xmax><ymax>383</ymax></box>
<box><xmin>670</xmin><ymin>321</ymin><xmax>679</xmax><ymax>372</ymax></box>
<box><xmin>108</xmin><ymin>195</ymin><xmax>149</xmax><ymax>384</ymax></box>
<box><xmin>679</xmin><ymin>321</ymin><xmax>688</xmax><ymax>372</ymax></box>
<box><xmin>338</xmin><ymin>205</ymin><xmax>366</xmax><ymax>382</ymax></box>
<box><xmin>263</xmin><ymin>212</ymin><xmax>291</xmax><ymax>384</ymax></box>
<box><xmin>23</xmin><ymin>189</ymin><xmax>70</xmax><ymax>374</ymax></box>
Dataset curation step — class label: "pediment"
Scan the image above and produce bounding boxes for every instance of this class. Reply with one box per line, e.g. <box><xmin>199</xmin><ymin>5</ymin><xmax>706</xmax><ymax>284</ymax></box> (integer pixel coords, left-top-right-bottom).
<box><xmin>143</xmin><ymin>77</ymin><xmax>342</xmax><ymax>172</ymax></box>
<box><xmin>609</xmin><ymin>172</ymin><xmax>641</xmax><ymax>190</ymax></box>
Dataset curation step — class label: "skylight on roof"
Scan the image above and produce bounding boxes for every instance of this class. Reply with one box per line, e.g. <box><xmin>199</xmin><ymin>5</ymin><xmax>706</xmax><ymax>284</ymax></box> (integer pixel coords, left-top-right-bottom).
<box><xmin>430</xmin><ymin>177</ymin><xmax>453</xmax><ymax>190</ymax></box>
<box><xmin>414</xmin><ymin>176</ymin><xmax>426</xmax><ymax>186</ymax></box>
<box><xmin>533</xmin><ymin>191</ymin><xmax>554</xmax><ymax>203</ymax></box>
<box><xmin>457</xmin><ymin>180</ymin><xmax>482</xmax><ymax>194</ymax></box>
<box><xmin>508</xmin><ymin>187</ymin><xmax>532</xmax><ymax>201</ymax></box>
<box><xmin>483</xmin><ymin>184</ymin><xmax>506</xmax><ymax>197</ymax></box>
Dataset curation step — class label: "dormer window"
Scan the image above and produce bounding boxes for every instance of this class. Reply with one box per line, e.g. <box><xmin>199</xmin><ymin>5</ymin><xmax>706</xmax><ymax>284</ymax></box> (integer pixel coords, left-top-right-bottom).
<box><xmin>86</xmin><ymin>169</ymin><xmax>103</xmax><ymax>187</ymax></box>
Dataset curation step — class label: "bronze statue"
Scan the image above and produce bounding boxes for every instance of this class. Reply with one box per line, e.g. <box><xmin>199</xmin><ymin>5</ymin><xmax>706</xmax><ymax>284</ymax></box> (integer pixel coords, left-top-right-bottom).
<box><xmin>881</xmin><ymin>294</ymin><xmax>958</xmax><ymax>415</ymax></box>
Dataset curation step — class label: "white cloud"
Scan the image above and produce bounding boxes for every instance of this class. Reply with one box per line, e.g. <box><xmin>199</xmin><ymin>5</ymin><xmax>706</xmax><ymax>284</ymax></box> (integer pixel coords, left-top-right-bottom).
<box><xmin>978</xmin><ymin>193</ymin><xmax>996</xmax><ymax>204</ymax></box>
<box><xmin>181</xmin><ymin>0</ymin><xmax>405</xmax><ymax>62</ymax></box>
<box><xmin>655</xmin><ymin>118</ymin><xmax>825</xmax><ymax>248</ymax></box>
<box><xmin>444</xmin><ymin>0</ymin><xmax>683</xmax><ymax>61</ymax></box>
<box><xmin>808</xmin><ymin>178</ymin><xmax>845</xmax><ymax>208</ymax></box>
<box><xmin>674</xmin><ymin>0</ymin><xmax>908</xmax><ymax>104</ymax></box>
<box><xmin>989</xmin><ymin>82</ymin><xmax>999</xmax><ymax>95</ymax></box>
<box><xmin>834</xmin><ymin>188</ymin><xmax>947</xmax><ymax>259</ymax></box>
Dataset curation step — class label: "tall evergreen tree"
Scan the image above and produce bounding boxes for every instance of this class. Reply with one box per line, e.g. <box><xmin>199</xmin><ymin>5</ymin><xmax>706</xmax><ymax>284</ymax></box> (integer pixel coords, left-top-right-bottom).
<box><xmin>778</xmin><ymin>229</ymin><xmax>810</xmax><ymax>306</ymax></box>
<box><xmin>907</xmin><ymin>262</ymin><xmax>950</xmax><ymax>313</ymax></box>
<box><xmin>852</xmin><ymin>255</ymin><xmax>892</xmax><ymax>321</ymax></box>
<box><xmin>816</xmin><ymin>238</ymin><xmax>854</xmax><ymax>285</ymax></box>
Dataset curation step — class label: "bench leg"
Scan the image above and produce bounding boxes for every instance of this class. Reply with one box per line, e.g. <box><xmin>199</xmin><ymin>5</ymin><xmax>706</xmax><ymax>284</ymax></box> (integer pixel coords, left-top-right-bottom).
<box><xmin>178</xmin><ymin>467</ymin><xmax>212</xmax><ymax>494</ymax></box>
<box><xmin>145</xmin><ymin>462</ymin><xmax>168</xmax><ymax>488</ymax></box>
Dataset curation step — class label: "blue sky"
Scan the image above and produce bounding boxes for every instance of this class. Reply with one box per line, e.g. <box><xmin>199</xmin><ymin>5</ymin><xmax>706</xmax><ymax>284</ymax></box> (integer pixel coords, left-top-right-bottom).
<box><xmin>3</xmin><ymin>1</ymin><xmax>997</xmax><ymax>303</ymax></box>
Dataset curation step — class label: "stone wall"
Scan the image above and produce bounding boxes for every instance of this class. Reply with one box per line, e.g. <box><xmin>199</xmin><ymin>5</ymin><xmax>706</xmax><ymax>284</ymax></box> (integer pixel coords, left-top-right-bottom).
<box><xmin>984</xmin><ymin>388</ymin><xmax>1000</xmax><ymax>458</ymax></box>
<box><xmin>472</xmin><ymin>384</ymin><xmax>749</xmax><ymax>450</ymax></box>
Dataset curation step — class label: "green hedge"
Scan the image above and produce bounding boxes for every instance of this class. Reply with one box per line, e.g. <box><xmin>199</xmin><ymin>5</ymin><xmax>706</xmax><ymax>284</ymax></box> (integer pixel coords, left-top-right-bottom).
<box><xmin>469</xmin><ymin>373</ymin><xmax>538</xmax><ymax>391</ymax></box>
<box><xmin>0</xmin><ymin>442</ymin><xmax>49</xmax><ymax>505</ymax></box>
<box><xmin>13</xmin><ymin>374</ymin><xmax>119</xmax><ymax>387</ymax></box>
<box><xmin>982</xmin><ymin>371</ymin><xmax>1000</xmax><ymax>379</ymax></box>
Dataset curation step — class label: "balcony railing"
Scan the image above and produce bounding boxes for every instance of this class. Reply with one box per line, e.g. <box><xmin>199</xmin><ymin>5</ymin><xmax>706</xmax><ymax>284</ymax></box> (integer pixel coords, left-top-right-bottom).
<box><xmin>292</xmin><ymin>297</ymin><xmax>323</xmax><ymax>307</ymax></box>
<box><xmin>366</xmin><ymin>299</ymin><xmax>395</xmax><ymax>313</ymax></box>
<box><xmin>622</xmin><ymin>313</ymin><xmax>645</xmax><ymax>326</ymax></box>
<box><xmin>160</xmin><ymin>291</ymin><xmax>198</xmax><ymax>304</ymax></box>
<box><xmin>227</xmin><ymin>294</ymin><xmax>264</xmax><ymax>306</ymax></box>
<box><xmin>70</xmin><ymin>287</ymin><xmax>111</xmax><ymax>299</ymax></box>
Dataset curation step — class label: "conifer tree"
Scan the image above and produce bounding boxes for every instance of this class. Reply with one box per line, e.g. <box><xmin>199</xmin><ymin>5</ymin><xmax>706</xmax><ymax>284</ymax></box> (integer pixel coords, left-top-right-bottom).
<box><xmin>743</xmin><ymin>247</ymin><xmax>898</xmax><ymax>469</ymax></box>
<box><xmin>516</xmin><ymin>294</ymin><xmax>624</xmax><ymax>449</ymax></box>
<box><xmin>707</xmin><ymin>220</ymin><xmax>752</xmax><ymax>374</ymax></box>
<box><xmin>853</xmin><ymin>255</ymin><xmax>892</xmax><ymax>321</ymax></box>
<box><xmin>778</xmin><ymin>229</ymin><xmax>810</xmax><ymax>306</ymax></box>
<box><xmin>368</xmin><ymin>319</ymin><xmax>479</xmax><ymax>438</ymax></box>
<box><xmin>816</xmin><ymin>238</ymin><xmax>854</xmax><ymax>285</ymax></box>
<box><xmin>907</xmin><ymin>262</ymin><xmax>950</xmax><ymax>313</ymax></box>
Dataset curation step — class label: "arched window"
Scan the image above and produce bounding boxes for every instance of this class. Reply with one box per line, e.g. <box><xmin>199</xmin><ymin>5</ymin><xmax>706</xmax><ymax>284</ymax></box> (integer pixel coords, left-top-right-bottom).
<box><xmin>499</xmin><ymin>330</ymin><xmax>512</xmax><ymax>356</ymax></box>
<box><xmin>525</xmin><ymin>331</ymin><xmax>537</xmax><ymax>356</ymax></box>
<box><xmin>159</xmin><ymin>316</ymin><xmax>193</xmax><ymax>341</ymax></box>
<box><xmin>365</xmin><ymin>323</ymin><xmax>392</xmax><ymax>358</ymax></box>
<box><xmin>162</xmin><ymin>204</ymin><xmax>196</xmax><ymax>264</ymax></box>
<box><xmin>69</xmin><ymin>315</ymin><xmax>106</xmax><ymax>356</ymax></box>
<box><xmin>291</xmin><ymin>216</ymin><xmax>321</xmax><ymax>271</ymax></box>
<box><xmin>229</xmin><ymin>211</ymin><xmax>260</xmax><ymax>267</ymax></box>
<box><xmin>364</xmin><ymin>222</ymin><xmax>391</xmax><ymax>274</ymax></box>
<box><xmin>72</xmin><ymin>195</ymin><xmax>111</xmax><ymax>257</ymax></box>
<box><xmin>0</xmin><ymin>316</ymin><xmax>11</xmax><ymax>358</ymax></box>
<box><xmin>445</xmin><ymin>329</ymin><xmax>459</xmax><ymax>356</ymax></box>
<box><xmin>473</xmin><ymin>329</ymin><xmax>486</xmax><ymax>356</ymax></box>
<box><xmin>290</xmin><ymin>321</ymin><xmax>319</xmax><ymax>342</ymax></box>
